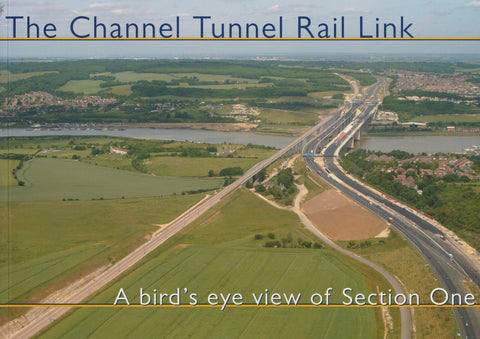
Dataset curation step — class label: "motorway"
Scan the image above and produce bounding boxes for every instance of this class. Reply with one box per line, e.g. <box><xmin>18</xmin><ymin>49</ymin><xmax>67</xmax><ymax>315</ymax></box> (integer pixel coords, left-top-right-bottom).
<box><xmin>9</xmin><ymin>76</ymin><xmax>479</xmax><ymax>338</ymax></box>
<box><xmin>303</xmin><ymin>78</ymin><xmax>480</xmax><ymax>338</ymax></box>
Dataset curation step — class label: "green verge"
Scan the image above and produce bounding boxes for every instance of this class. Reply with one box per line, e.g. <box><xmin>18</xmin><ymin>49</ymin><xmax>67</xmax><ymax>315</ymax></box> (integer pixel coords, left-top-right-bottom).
<box><xmin>38</xmin><ymin>189</ymin><xmax>397</xmax><ymax>339</ymax></box>
<box><xmin>338</xmin><ymin>231</ymin><xmax>457</xmax><ymax>338</ymax></box>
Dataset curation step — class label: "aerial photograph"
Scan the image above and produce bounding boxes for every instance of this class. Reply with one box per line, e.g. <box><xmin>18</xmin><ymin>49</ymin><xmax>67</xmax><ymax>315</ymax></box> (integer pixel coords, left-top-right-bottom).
<box><xmin>0</xmin><ymin>0</ymin><xmax>479</xmax><ymax>338</ymax></box>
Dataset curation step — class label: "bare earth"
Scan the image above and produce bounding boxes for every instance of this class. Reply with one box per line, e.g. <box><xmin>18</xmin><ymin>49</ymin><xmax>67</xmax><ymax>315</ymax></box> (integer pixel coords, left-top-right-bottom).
<box><xmin>303</xmin><ymin>189</ymin><xmax>388</xmax><ymax>241</ymax></box>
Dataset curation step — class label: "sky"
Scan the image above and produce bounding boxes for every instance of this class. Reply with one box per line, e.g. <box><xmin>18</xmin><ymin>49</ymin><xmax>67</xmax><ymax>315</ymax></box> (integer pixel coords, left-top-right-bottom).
<box><xmin>1</xmin><ymin>0</ymin><xmax>480</xmax><ymax>59</ymax></box>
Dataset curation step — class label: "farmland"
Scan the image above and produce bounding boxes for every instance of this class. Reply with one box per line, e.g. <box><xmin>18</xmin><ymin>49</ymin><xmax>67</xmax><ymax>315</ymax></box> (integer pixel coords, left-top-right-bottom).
<box><xmin>0</xmin><ymin>70</ymin><xmax>58</xmax><ymax>84</ymax></box>
<box><xmin>0</xmin><ymin>136</ymin><xmax>277</xmax><ymax>179</ymax></box>
<box><xmin>0</xmin><ymin>135</ymin><xmax>275</xmax><ymax>316</ymax></box>
<box><xmin>0</xmin><ymin>194</ymin><xmax>204</xmax><ymax>309</ymax></box>
<box><xmin>1</xmin><ymin>157</ymin><xmax>223</xmax><ymax>202</ymax></box>
<box><xmin>0</xmin><ymin>59</ymin><xmax>351</xmax><ymax>129</ymax></box>
<box><xmin>59</xmin><ymin>80</ymin><xmax>105</xmax><ymax>95</ymax></box>
<box><xmin>38</xmin><ymin>189</ymin><xmax>393</xmax><ymax>338</ymax></box>
<box><xmin>0</xmin><ymin>159</ymin><xmax>19</xmax><ymax>186</ymax></box>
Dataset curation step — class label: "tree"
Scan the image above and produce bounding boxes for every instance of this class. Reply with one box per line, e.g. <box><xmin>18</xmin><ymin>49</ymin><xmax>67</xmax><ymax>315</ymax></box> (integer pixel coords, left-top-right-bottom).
<box><xmin>277</xmin><ymin>168</ymin><xmax>294</xmax><ymax>189</ymax></box>
<box><xmin>223</xmin><ymin>176</ymin><xmax>234</xmax><ymax>186</ymax></box>
<box><xmin>206</xmin><ymin>146</ymin><xmax>217</xmax><ymax>153</ymax></box>
<box><xmin>255</xmin><ymin>184</ymin><xmax>266</xmax><ymax>193</ymax></box>
<box><xmin>254</xmin><ymin>168</ymin><xmax>267</xmax><ymax>182</ymax></box>
<box><xmin>208</xmin><ymin>169</ymin><xmax>215</xmax><ymax>177</ymax></box>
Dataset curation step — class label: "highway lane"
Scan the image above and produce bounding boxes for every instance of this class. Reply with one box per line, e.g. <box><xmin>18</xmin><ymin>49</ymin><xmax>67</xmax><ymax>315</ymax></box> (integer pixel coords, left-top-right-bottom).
<box><xmin>315</xmin><ymin>156</ymin><xmax>480</xmax><ymax>338</ymax></box>
<box><xmin>303</xmin><ymin>77</ymin><xmax>480</xmax><ymax>338</ymax></box>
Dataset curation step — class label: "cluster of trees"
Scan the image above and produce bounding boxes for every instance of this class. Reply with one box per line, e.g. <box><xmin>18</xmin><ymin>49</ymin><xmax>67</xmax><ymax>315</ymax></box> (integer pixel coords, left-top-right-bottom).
<box><xmin>130</xmin><ymin>78</ymin><xmax>347</xmax><ymax>99</ymax></box>
<box><xmin>252</xmin><ymin>101</ymin><xmax>335</xmax><ymax>111</ymax></box>
<box><xmin>218</xmin><ymin>167</ymin><xmax>243</xmax><ymax>176</ymax></box>
<box><xmin>380</xmin><ymin>95</ymin><xmax>479</xmax><ymax>121</ymax></box>
<box><xmin>346</xmin><ymin>240</ymin><xmax>377</xmax><ymax>249</ymax></box>
<box><xmin>255</xmin><ymin>232</ymin><xmax>322</xmax><ymax>249</ymax></box>
<box><xmin>255</xmin><ymin>168</ymin><xmax>297</xmax><ymax>206</ymax></box>
<box><xmin>398</xmin><ymin>89</ymin><xmax>473</xmax><ymax>101</ymax></box>
<box><xmin>341</xmin><ymin>150</ymin><xmax>480</xmax><ymax>248</ymax></box>
<box><xmin>3</xmin><ymin>59</ymin><xmax>472</xmax><ymax>78</ymax></box>
<box><xmin>0</xmin><ymin>71</ymin><xmax>88</xmax><ymax>99</ymax></box>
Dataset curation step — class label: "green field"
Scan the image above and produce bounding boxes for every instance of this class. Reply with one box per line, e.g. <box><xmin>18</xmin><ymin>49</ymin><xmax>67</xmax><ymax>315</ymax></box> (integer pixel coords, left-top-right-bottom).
<box><xmin>98</xmin><ymin>71</ymin><xmax>262</xmax><ymax>84</ymax></box>
<box><xmin>259</xmin><ymin>108</ymin><xmax>319</xmax><ymax>125</ymax></box>
<box><xmin>0</xmin><ymin>194</ymin><xmax>203</xmax><ymax>307</ymax></box>
<box><xmin>0</xmin><ymin>159</ymin><xmax>19</xmax><ymax>186</ymax></box>
<box><xmin>168</xmin><ymin>83</ymin><xmax>271</xmax><ymax>89</ymax></box>
<box><xmin>107</xmin><ymin>84</ymin><xmax>133</xmax><ymax>96</ymax></box>
<box><xmin>106</xmin><ymin>71</ymin><xmax>176</xmax><ymax>82</ymax></box>
<box><xmin>0</xmin><ymin>70</ymin><xmax>58</xmax><ymax>83</ymax></box>
<box><xmin>39</xmin><ymin>189</ymin><xmax>393</xmax><ymax>338</ymax></box>
<box><xmin>145</xmin><ymin>156</ymin><xmax>263</xmax><ymax>177</ymax></box>
<box><xmin>59</xmin><ymin>80</ymin><xmax>105</xmax><ymax>94</ymax></box>
<box><xmin>0</xmin><ymin>158</ymin><xmax>222</xmax><ymax>202</ymax></box>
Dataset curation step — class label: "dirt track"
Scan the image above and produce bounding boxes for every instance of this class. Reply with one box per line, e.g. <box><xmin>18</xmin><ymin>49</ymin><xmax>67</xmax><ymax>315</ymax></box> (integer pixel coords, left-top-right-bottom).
<box><xmin>303</xmin><ymin>189</ymin><xmax>388</xmax><ymax>241</ymax></box>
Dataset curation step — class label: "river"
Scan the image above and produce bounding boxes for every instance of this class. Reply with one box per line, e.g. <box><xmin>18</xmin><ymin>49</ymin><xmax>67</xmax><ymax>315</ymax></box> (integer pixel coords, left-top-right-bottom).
<box><xmin>2</xmin><ymin>128</ymin><xmax>479</xmax><ymax>153</ymax></box>
<box><xmin>0</xmin><ymin>128</ymin><xmax>295</xmax><ymax>149</ymax></box>
<box><xmin>360</xmin><ymin>136</ymin><xmax>480</xmax><ymax>153</ymax></box>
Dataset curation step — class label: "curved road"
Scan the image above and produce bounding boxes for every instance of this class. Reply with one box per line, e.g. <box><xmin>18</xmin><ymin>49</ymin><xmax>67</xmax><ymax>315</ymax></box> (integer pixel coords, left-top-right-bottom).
<box><xmin>304</xmin><ymin>77</ymin><xmax>480</xmax><ymax>338</ymax></box>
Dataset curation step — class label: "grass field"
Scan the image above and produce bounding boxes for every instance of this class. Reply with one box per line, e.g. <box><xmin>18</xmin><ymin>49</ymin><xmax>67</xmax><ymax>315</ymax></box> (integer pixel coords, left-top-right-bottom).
<box><xmin>97</xmin><ymin>71</ymin><xmax>261</xmax><ymax>84</ymax></box>
<box><xmin>107</xmin><ymin>71</ymin><xmax>176</xmax><ymax>82</ymax></box>
<box><xmin>0</xmin><ymin>149</ymin><xmax>37</xmax><ymax>155</ymax></box>
<box><xmin>456</xmin><ymin>67</ymin><xmax>480</xmax><ymax>74</ymax></box>
<box><xmin>338</xmin><ymin>231</ymin><xmax>457</xmax><ymax>338</ymax></box>
<box><xmin>0</xmin><ymin>194</ymin><xmax>203</xmax><ymax>308</ymax></box>
<box><xmin>106</xmin><ymin>85</ymin><xmax>133</xmax><ymax>96</ymax></box>
<box><xmin>0</xmin><ymin>159</ymin><xmax>19</xmax><ymax>186</ymax></box>
<box><xmin>0</xmin><ymin>158</ymin><xmax>222</xmax><ymax>202</ymax></box>
<box><xmin>59</xmin><ymin>80</ymin><xmax>105</xmax><ymax>94</ymax></box>
<box><xmin>259</xmin><ymin>109</ymin><xmax>319</xmax><ymax>125</ymax></box>
<box><xmin>145</xmin><ymin>156</ymin><xmax>266</xmax><ymax>177</ymax></box>
<box><xmin>167</xmin><ymin>83</ymin><xmax>271</xmax><ymax>89</ymax></box>
<box><xmin>0</xmin><ymin>70</ymin><xmax>58</xmax><ymax>83</ymax></box>
<box><xmin>39</xmin><ymin>189</ymin><xmax>392</xmax><ymax>338</ymax></box>
<box><xmin>414</xmin><ymin>114</ymin><xmax>480</xmax><ymax>123</ymax></box>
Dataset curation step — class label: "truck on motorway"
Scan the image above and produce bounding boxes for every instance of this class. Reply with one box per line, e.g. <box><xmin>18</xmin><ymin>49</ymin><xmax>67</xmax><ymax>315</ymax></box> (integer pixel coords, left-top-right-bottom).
<box><xmin>388</xmin><ymin>217</ymin><xmax>393</xmax><ymax>223</ymax></box>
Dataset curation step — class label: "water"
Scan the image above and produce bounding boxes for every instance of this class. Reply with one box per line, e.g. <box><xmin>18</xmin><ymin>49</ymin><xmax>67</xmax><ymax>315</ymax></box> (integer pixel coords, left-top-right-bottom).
<box><xmin>0</xmin><ymin>128</ymin><xmax>295</xmax><ymax>149</ymax></box>
<box><xmin>360</xmin><ymin>136</ymin><xmax>480</xmax><ymax>153</ymax></box>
